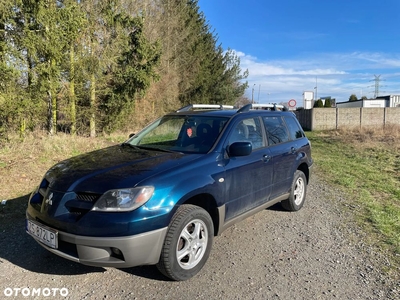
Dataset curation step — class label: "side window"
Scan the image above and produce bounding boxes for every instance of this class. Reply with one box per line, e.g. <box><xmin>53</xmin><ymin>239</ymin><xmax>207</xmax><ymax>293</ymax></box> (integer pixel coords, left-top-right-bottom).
<box><xmin>228</xmin><ymin>118</ymin><xmax>264</xmax><ymax>150</ymax></box>
<box><xmin>228</xmin><ymin>121</ymin><xmax>249</xmax><ymax>144</ymax></box>
<box><xmin>245</xmin><ymin>117</ymin><xmax>264</xmax><ymax>150</ymax></box>
<box><xmin>284</xmin><ymin>116</ymin><xmax>305</xmax><ymax>140</ymax></box>
<box><xmin>263</xmin><ymin>116</ymin><xmax>289</xmax><ymax>145</ymax></box>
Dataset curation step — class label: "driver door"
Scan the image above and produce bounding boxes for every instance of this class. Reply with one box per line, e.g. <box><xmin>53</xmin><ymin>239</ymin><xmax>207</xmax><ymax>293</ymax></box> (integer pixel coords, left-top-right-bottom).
<box><xmin>223</xmin><ymin>117</ymin><xmax>273</xmax><ymax>220</ymax></box>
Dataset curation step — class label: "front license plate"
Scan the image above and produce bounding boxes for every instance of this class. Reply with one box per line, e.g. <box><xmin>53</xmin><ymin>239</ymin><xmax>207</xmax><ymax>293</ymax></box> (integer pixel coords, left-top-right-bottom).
<box><xmin>26</xmin><ymin>219</ymin><xmax>58</xmax><ymax>249</ymax></box>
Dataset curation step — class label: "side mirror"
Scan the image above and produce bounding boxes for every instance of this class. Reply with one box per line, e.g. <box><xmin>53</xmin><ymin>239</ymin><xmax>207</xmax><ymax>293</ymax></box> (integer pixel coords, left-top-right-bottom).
<box><xmin>229</xmin><ymin>142</ymin><xmax>252</xmax><ymax>157</ymax></box>
<box><xmin>129</xmin><ymin>133</ymin><xmax>135</xmax><ymax>138</ymax></box>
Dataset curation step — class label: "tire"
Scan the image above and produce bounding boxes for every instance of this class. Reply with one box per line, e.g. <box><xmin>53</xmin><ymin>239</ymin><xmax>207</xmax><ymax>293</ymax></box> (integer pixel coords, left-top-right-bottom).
<box><xmin>281</xmin><ymin>170</ymin><xmax>307</xmax><ymax>211</ymax></box>
<box><xmin>157</xmin><ymin>204</ymin><xmax>214</xmax><ymax>281</ymax></box>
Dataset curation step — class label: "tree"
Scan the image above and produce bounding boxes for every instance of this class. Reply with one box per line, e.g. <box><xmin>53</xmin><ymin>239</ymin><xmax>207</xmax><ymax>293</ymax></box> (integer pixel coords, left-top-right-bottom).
<box><xmin>349</xmin><ymin>94</ymin><xmax>358</xmax><ymax>101</ymax></box>
<box><xmin>217</xmin><ymin>49</ymin><xmax>248</xmax><ymax>104</ymax></box>
<box><xmin>314</xmin><ymin>99</ymin><xmax>324</xmax><ymax>107</ymax></box>
<box><xmin>78</xmin><ymin>0</ymin><xmax>130</xmax><ymax>137</ymax></box>
<box><xmin>324</xmin><ymin>97</ymin><xmax>332</xmax><ymax>107</ymax></box>
<box><xmin>62</xmin><ymin>1</ymin><xmax>87</xmax><ymax>135</ymax></box>
<box><xmin>0</xmin><ymin>0</ymin><xmax>56</xmax><ymax>135</ymax></box>
<box><xmin>102</xmin><ymin>14</ymin><xmax>161</xmax><ymax>132</ymax></box>
<box><xmin>0</xmin><ymin>0</ymin><xmax>20</xmax><ymax>139</ymax></box>
<box><xmin>29</xmin><ymin>1</ymin><xmax>68</xmax><ymax>134</ymax></box>
<box><xmin>176</xmin><ymin>1</ymin><xmax>248</xmax><ymax>106</ymax></box>
<box><xmin>8</xmin><ymin>0</ymin><xmax>84</xmax><ymax>135</ymax></box>
<box><xmin>0</xmin><ymin>0</ymin><xmax>251</xmax><ymax>136</ymax></box>
<box><xmin>176</xmin><ymin>2</ymin><xmax>217</xmax><ymax>105</ymax></box>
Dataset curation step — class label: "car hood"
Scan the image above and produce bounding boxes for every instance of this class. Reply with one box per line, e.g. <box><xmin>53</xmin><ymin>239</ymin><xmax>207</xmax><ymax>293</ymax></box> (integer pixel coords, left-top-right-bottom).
<box><xmin>44</xmin><ymin>144</ymin><xmax>197</xmax><ymax>193</ymax></box>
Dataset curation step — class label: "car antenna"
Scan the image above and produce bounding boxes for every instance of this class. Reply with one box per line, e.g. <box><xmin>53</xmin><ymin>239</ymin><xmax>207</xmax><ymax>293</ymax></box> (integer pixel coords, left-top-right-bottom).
<box><xmin>237</xmin><ymin>104</ymin><xmax>252</xmax><ymax>113</ymax></box>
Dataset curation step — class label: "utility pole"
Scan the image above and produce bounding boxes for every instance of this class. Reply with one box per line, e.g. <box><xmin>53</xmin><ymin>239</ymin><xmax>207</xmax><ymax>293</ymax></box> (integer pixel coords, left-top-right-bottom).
<box><xmin>314</xmin><ymin>77</ymin><xmax>318</xmax><ymax>101</ymax></box>
<box><xmin>251</xmin><ymin>84</ymin><xmax>255</xmax><ymax>103</ymax></box>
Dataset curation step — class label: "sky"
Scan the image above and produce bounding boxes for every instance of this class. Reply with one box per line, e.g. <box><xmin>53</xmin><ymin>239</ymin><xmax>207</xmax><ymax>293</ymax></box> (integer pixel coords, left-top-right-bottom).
<box><xmin>197</xmin><ymin>0</ymin><xmax>400</xmax><ymax>106</ymax></box>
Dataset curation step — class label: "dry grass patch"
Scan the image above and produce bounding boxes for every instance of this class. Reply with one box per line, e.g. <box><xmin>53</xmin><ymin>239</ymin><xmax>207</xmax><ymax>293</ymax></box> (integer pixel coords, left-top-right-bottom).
<box><xmin>0</xmin><ymin>132</ymin><xmax>126</xmax><ymax>200</ymax></box>
<box><xmin>333</xmin><ymin>125</ymin><xmax>400</xmax><ymax>147</ymax></box>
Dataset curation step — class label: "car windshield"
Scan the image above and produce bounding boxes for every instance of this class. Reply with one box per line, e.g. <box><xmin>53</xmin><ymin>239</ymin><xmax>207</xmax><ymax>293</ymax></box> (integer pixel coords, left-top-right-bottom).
<box><xmin>127</xmin><ymin>115</ymin><xmax>229</xmax><ymax>153</ymax></box>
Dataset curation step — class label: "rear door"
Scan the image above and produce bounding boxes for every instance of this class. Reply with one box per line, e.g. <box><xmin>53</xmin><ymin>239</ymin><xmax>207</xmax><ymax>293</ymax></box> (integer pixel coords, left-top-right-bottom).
<box><xmin>262</xmin><ymin>115</ymin><xmax>298</xmax><ymax>199</ymax></box>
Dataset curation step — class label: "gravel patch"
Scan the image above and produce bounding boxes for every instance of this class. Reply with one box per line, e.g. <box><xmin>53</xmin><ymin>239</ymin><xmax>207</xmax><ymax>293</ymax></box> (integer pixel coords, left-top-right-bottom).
<box><xmin>1</xmin><ymin>176</ymin><xmax>399</xmax><ymax>299</ymax></box>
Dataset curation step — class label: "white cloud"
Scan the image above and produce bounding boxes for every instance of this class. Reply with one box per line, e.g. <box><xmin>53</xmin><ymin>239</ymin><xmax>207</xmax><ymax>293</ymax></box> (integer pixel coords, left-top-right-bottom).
<box><xmin>234</xmin><ymin>50</ymin><xmax>400</xmax><ymax>105</ymax></box>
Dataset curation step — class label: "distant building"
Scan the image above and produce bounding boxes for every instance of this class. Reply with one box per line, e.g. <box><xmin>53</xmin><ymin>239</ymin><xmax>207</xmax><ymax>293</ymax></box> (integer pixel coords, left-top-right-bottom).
<box><xmin>320</xmin><ymin>96</ymin><xmax>336</xmax><ymax>107</ymax></box>
<box><xmin>302</xmin><ymin>92</ymin><xmax>336</xmax><ymax>109</ymax></box>
<box><xmin>377</xmin><ymin>95</ymin><xmax>400</xmax><ymax>107</ymax></box>
<box><xmin>336</xmin><ymin>95</ymin><xmax>400</xmax><ymax>108</ymax></box>
<box><xmin>302</xmin><ymin>91</ymin><xmax>314</xmax><ymax>109</ymax></box>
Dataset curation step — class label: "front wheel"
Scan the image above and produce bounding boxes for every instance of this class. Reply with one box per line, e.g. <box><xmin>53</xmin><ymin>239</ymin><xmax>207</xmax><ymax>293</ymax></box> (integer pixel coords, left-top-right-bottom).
<box><xmin>157</xmin><ymin>204</ymin><xmax>214</xmax><ymax>281</ymax></box>
<box><xmin>281</xmin><ymin>170</ymin><xmax>307</xmax><ymax>211</ymax></box>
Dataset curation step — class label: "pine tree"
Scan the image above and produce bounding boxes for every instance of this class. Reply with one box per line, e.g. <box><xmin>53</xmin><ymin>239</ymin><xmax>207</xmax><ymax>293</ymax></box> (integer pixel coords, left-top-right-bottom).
<box><xmin>105</xmin><ymin>15</ymin><xmax>161</xmax><ymax>130</ymax></box>
<box><xmin>13</xmin><ymin>0</ymin><xmax>72</xmax><ymax>134</ymax></box>
<box><xmin>314</xmin><ymin>99</ymin><xmax>324</xmax><ymax>107</ymax></box>
<box><xmin>324</xmin><ymin>98</ymin><xmax>332</xmax><ymax>107</ymax></box>
<box><xmin>62</xmin><ymin>1</ymin><xmax>87</xmax><ymax>135</ymax></box>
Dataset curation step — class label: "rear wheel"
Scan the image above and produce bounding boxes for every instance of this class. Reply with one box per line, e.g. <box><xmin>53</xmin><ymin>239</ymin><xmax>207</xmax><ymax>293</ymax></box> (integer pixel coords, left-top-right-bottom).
<box><xmin>281</xmin><ymin>170</ymin><xmax>307</xmax><ymax>211</ymax></box>
<box><xmin>157</xmin><ymin>204</ymin><xmax>214</xmax><ymax>281</ymax></box>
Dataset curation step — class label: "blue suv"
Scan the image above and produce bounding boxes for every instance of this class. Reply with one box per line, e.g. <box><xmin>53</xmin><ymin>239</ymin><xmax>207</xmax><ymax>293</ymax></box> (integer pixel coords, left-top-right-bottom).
<box><xmin>26</xmin><ymin>104</ymin><xmax>313</xmax><ymax>281</ymax></box>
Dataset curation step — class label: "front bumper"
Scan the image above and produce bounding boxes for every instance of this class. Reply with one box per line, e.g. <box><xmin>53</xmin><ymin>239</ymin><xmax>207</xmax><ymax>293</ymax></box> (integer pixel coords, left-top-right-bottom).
<box><xmin>28</xmin><ymin>221</ymin><xmax>168</xmax><ymax>268</ymax></box>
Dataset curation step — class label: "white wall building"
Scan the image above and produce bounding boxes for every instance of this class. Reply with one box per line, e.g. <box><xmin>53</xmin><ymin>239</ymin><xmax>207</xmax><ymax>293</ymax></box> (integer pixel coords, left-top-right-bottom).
<box><xmin>302</xmin><ymin>91</ymin><xmax>314</xmax><ymax>109</ymax></box>
<box><xmin>336</xmin><ymin>95</ymin><xmax>400</xmax><ymax>108</ymax></box>
<box><xmin>383</xmin><ymin>94</ymin><xmax>400</xmax><ymax>107</ymax></box>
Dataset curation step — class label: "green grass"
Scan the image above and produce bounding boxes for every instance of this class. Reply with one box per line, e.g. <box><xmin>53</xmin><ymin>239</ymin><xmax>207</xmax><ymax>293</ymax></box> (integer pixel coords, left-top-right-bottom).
<box><xmin>307</xmin><ymin>130</ymin><xmax>400</xmax><ymax>256</ymax></box>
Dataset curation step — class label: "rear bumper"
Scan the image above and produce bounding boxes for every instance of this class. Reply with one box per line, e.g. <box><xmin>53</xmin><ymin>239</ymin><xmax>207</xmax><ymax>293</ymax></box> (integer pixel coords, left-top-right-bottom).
<box><xmin>29</xmin><ymin>222</ymin><xmax>168</xmax><ymax>268</ymax></box>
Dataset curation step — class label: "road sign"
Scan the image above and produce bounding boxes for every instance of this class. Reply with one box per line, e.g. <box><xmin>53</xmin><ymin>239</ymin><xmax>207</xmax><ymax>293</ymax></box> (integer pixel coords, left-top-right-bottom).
<box><xmin>288</xmin><ymin>99</ymin><xmax>296</xmax><ymax>108</ymax></box>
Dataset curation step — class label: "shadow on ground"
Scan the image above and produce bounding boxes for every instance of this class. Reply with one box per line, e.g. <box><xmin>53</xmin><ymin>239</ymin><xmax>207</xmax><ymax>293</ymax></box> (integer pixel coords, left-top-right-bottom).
<box><xmin>0</xmin><ymin>195</ymin><xmax>287</xmax><ymax>281</ymax></box>
<box><xmin>0</xmin><ymin>194</ymin><xmax>167</xmax><ymax>280</ymax></box>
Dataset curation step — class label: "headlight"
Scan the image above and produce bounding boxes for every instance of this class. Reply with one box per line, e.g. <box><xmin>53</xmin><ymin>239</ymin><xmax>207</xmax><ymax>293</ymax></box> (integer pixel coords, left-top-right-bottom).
<box><xmin>92</xmin><ymin>186</ymin><xmax>154</xmax><ymax>212</ymax></box>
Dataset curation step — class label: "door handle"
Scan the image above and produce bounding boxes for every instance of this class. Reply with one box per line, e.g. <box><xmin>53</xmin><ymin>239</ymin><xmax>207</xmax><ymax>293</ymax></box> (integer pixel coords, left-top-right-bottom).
<box><xmin>262</xmin><ymin>154</ymin><xmax>271</xmax><ymax>162</ymax></box>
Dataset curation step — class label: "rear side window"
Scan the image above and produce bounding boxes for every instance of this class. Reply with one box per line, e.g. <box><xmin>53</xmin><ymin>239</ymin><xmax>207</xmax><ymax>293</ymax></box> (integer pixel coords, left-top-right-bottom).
<box><xmin>284</xmin><ymin>116</ymin><xmax>305</xmax><ymax>140</ymax></box>
<box><xmin>263</xmin><ymin>116</ymin><xmax>289</xmax><ymax>145</ymax></box>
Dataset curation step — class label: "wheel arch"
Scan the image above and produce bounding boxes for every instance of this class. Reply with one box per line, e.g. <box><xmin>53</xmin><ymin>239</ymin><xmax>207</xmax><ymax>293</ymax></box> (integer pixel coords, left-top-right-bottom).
<box><xmin>181</xmin><ymin>193</ymin><xmax>220</xmax><ymax>236</ymax></box>
<box><xmin>297</xmin><ymin>162</ymin><xmax>310</xmax><ymax>183</ymax></box>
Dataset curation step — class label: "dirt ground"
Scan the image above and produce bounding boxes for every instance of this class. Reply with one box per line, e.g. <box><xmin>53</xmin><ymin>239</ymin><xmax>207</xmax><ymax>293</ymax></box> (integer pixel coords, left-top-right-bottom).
<box><xmin>1</xmin><ymin>173</ymin><xmax>399</xmax><ymax>299</ymax></box>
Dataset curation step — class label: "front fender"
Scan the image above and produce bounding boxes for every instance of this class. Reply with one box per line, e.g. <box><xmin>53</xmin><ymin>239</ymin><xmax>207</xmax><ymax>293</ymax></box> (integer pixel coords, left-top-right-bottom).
<box><xmin>146</xmin><ymin>171</ymin><xmax>225</xmax><ymax>210</ymax></box>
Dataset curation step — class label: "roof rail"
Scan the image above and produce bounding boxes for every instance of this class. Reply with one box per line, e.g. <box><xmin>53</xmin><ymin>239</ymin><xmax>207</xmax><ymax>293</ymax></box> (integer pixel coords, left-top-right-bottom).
<box><xmin>252</xmin><ymin>103</ymin><xmax>288</xmax><ymax>111</ymax></box>
<box><xmin>176</xmin><ymin>104</ymin><xmax>235</xmax><ymax>112</ymax></box>
<box><xmin>237</xmin><ymin>103</ymin><xmax>288</xmax><ymax>113</ymax></box>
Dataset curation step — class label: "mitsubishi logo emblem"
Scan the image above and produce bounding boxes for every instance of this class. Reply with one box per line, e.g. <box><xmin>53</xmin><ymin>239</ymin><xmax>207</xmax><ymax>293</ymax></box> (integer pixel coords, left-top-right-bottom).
<box><xmin>45</xmin><ymin>193</ymin><xmax>53</xmax><ymax>206</ymax></box>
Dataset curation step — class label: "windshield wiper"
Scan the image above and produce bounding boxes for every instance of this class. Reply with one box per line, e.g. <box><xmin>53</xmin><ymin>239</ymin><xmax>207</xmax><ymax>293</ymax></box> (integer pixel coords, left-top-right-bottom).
<box><xmin>137</xmin><ymin>145</ymin><xmax>178</xmax><ymax>153</ymax></box>
<box><xmin>121</xmin><ymin>142</ymin><xmax>138</xmax><ymax>149</ymax></box>
<box><xmin>121</xmin><ymin>143</ymin><xmax>178</xmax><ymax>153</ymax></box>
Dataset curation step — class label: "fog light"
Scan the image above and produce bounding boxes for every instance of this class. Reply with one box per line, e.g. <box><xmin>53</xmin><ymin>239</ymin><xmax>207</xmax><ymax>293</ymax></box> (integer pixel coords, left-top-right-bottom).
<box><xmin>111</xmin><ymin>247</ymin><xmax>122</xmax><ymax>256</ymax></box>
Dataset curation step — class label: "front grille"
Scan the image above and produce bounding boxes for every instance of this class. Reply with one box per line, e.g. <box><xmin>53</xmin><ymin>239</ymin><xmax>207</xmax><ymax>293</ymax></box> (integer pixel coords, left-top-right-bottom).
<box><xmin>31</xmin><ymin>183</ymin><xmax>102</xmax><ymax>219</ymax></box>
<box><xmin>40</xmin><ymin>178</ymin><xmax>50</xmax><ymax>189</ymax></box>
<box><xmin>30</xmin><ymin>178</ymin><xmax>50</xmax><ymax>211</ymax></box>
<box><xmin>76</xmin><ymin>193</ymin><xmax>100</xmax><ymax>202</ymax></box>
<box><xmin>65</xmin><ymin>192</ymin><xmax>101</xmax><ymax>219</ymax></box>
